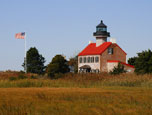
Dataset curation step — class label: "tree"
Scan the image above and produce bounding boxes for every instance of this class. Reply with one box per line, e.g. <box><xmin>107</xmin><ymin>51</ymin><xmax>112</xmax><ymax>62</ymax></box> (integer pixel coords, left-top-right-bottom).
<box><xmin>110</xmin><ymin>63</ymin><xmax>126</xmax><ymax>75</ymax></box>
<box><xmin>23</xmin><ymin>47</ymin><xmax>45</xmax><ymax>74</ymax></box>
<box><xmin>68</xmin><ymin>56</ymin><xmax>78</xmax><ymax>73</ymax></box>
<box><xmin>134</xmin><ymin>49</ymin><xmax>152</xmax><ymax>74</ymax></box>
<box><xmin>46</xmin><ymin>55</ymin><xmax>70</xmax><ymax>78</ymax></box>
<box><xmin>128</xmin><ymin>57</ymin><xmax>138</xmax><ymax>66</ymax></box>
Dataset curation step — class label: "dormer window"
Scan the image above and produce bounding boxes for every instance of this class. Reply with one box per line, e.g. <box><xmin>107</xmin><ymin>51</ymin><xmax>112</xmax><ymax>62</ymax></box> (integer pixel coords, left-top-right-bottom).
<box><xmin>108</xmin><ymin>48</ymin><xmax>113</xmax><ymax>54</ymax></box>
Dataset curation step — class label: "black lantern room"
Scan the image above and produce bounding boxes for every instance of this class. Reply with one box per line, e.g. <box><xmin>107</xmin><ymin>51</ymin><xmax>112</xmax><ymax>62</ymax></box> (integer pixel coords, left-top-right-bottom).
<box><xmin>93</xmin><ymin>20</ymin><xmax>110</xmax><ymax>37</ymax></box>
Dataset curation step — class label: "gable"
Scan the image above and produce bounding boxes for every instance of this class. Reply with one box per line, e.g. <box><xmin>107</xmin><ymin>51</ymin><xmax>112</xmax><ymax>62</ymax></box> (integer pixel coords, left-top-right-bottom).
<box><xmin>104</xmin><ymin>43</ymin><xmax>127</xmax><ymax>55</ymax></box>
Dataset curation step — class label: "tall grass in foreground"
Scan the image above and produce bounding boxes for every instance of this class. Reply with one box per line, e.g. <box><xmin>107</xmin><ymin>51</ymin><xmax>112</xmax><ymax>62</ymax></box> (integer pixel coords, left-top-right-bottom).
<box><xmin>0</xmin><ymin>88</ymin><xmax>152</xmax><ymax>115</ymax></box>
<box><xmin>0</xmin><ymin>73</ymin><xmax>152</xmax><ymax>88</ymax></box>
<box><xmin>0</xmin><ymin>72</ymin><xmax>152</xmax><ymax>114</ymax></box>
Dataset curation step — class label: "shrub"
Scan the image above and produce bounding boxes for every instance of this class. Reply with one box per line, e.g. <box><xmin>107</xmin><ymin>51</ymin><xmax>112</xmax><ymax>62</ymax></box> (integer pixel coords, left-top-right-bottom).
<box><xmin>68</xmin><ymin>56</ymin><xmax>78</xmax><ymax>73</ymax></box>
<box><xmin>110</xmin><ymin>63</ymin><xmax>126</xmax><ymax>75</ymax></box>
<box><xmin>135</xmin><ymin>49</ymin><xmax>152</xmax><ymax>74</ymax></box>
<box><xmin>128</xmin><ymin>49</ymin><xmax>152</xmax><ymax>74</ymax></box>
<box><xmin>30</xmin><ymin>75</ymin><xmax>38</xmax><ymax>79</ymax></box>
<box><xmin>9</xmin><ymin>76</ymin><xmax>17</xmax><ymax>81</ymax></box>
<box><xmin>19</xmin><ymin>70</ymin><xmax>25</xmax><ymax>74</ymax></box>
<box><xmin>54</xmin><ymin>73</ymin><xmax>64</xmax><ymax>79</ymax></box>
<box><xmin>18</xmin><ymin>74</ymin><xmax>27</xmax><ymax>79</ymax></box>
<box><xmin>47</xmin><ymin>55</ymin><xmax>70</xmax><ymax>78</ymax></box>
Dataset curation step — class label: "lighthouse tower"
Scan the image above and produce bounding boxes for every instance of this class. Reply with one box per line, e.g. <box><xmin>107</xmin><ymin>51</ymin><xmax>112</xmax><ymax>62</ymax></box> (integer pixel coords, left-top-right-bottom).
<box><xmin>93</xmin><ymin>20</ymin><xmax>110</xmax><ymax>47</ymax></box>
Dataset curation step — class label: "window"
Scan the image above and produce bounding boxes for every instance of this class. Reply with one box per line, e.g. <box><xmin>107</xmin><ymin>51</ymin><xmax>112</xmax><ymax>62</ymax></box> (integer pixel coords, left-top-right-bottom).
<box><xmin>79</xmin><ymin>57</ymin><xmax>82</xmax><ymax>63</ymax></box>
<box><xmin>95</xmin><ymin>56</ymin><xmax>99</xmax><ymax>63</ymax></box>
<box><xmin>108</xmin><ymin>48</ymin><xmax>113</xmax><ymax>54</ymax></box>
<box><xmin>87</xmin><ymin>57</ymin><xmax>90</xmax><ymax>63</ymax></box>
<box><xmin>84</xmin><ymin>57</ymin><xmax>86</xmax><ymax>63</ymax></box>
<box><xmin>97</xmin><ymin>27</ymin><xmax>107</xmax><ymax>32</ymax></box>
<box><xmin>103</xmin><ymin>28</ymin><xmax>107</xmax><ymax>31</ymax></box>
<box><xmin>91</xmin><ymin>57</ymin><xmax>94</xmax><ymax>63</ymax></box>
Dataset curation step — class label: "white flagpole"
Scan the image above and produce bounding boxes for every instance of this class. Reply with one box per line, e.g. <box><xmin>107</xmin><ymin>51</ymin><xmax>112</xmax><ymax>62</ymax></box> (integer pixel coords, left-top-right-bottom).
<box><xmin>24</xmin><ymin>33</ymin><xmax>27</xmax><ymax>73</ymax></box>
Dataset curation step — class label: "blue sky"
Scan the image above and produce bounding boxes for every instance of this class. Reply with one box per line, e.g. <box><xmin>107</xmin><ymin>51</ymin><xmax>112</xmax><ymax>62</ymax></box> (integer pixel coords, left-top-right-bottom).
<box><xmin>0</xmin><ymin>0</ymin><xmax>152</xmax><ymax>71</ymax></box>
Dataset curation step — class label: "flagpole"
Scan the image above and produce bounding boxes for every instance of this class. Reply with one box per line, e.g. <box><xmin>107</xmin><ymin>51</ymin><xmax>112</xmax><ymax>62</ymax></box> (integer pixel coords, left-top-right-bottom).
<box><xmin>25</xmin><ymin>33</ymin><xmax>27</xmax><ymax>73</ymax></box>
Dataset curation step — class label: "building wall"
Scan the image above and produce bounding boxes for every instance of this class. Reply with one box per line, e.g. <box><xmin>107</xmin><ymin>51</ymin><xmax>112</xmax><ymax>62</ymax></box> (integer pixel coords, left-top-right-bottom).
<box><xmin>78</xmin><ymin>43</ymin><xmax>127</xmax><ymax>73</ymax></box>
<box><xmin>123</xmin><ymin>65</ymin><xmax>135</xmax><ymax>73</ymax></box>
<box><xmin>107</xmin><ymin>62</ymin><xmax>118</xmax><ymax>72</ymax></box>
<box><xmin>100</xmin><ymin>43</ymin><xmax>126</xmax><ymax>72</ymax></box>
<box><xmin>78</xmin><ymin>55</ymin><xmax>100</xmax><ymax>72</ymax></box>
<box><xmin>107</xmin><ymin>62</ymin><xmax>135</xmax><ymax>73</ymax></box>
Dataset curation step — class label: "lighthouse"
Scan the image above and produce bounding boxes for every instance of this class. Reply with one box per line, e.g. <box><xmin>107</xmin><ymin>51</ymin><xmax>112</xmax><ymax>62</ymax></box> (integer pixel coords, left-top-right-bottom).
<box><xmin>78</xmin><ymin>20</ymin><xmax>134</xmax><ymax>73</ymax></box>
<box><xmin>93</xmin><ymin>20</ymin><xmax>110</xmax><ymax>47</ymax></box>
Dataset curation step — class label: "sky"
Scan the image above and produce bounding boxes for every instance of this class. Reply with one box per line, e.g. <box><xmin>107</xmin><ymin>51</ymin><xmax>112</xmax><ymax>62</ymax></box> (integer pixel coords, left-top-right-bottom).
<box><xmin>0</xmin><ymin>0</ymin><xmax>152</xmax><ymax>71</ymax></box>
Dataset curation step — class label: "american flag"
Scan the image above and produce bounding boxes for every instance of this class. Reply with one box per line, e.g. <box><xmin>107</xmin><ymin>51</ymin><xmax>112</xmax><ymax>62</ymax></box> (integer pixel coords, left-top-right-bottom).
<box><xmin>15</xmin><ymin>32</ymin><xmax>25</xmax><ymax>39</ymax></box>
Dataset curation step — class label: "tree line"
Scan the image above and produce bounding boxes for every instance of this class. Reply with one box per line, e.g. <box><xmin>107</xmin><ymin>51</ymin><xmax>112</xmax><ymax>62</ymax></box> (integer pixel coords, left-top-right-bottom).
<box><xmin>23</xmin><ymin>47</ymin><xmax>152</xmax><ymax>77</ymax></box>
<box><xmin>22</xmin><ymin>47</ymin><xmax>77</xmax><ymax>78</ymax></box>
<box><xmin>128</xmin><ymin>49</ymin><xmax>152</xmax><ymax>74</ymax></box>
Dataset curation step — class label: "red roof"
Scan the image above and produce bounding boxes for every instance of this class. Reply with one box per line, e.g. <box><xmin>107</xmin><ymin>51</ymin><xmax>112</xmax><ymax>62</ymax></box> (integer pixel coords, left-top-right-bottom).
<box><xmin>78</xmin><ymin>42</ymin><xmax>112</xmax><ymax>56</ymax></box>
<box><xmin>78</xmin><ymin>42</ymin><xmax>126</xmax><ymax>56</ymax></box>
<box><xmin>107</xmin><ymin>60</ymin><xmax>134</xmax><ymax>68</ymax></box>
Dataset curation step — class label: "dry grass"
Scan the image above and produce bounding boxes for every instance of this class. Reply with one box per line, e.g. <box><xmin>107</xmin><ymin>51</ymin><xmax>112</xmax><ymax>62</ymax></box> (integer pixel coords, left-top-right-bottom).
<box><xmin>0</xmin><ymin>72</ymin><xmax>152</xmax><ymax>88</ymax></box>
<box><xmin>0</xmin><ymin>88</ymin><xmax>152</xmax><ymax>115</ymax></box>
<box><xmin>0</xmin><ymin>71</ymin><xmax>36</xmax><ymax>80</ymax></box>
<box><xmin>0</xmin><ymin>72</ymin><xmax>152</xmax><ymax>114</ymax></box>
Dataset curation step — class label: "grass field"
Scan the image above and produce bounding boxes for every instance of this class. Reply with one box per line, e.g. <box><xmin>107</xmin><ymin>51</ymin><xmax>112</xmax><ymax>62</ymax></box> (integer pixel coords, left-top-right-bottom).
<box><xmin>0</xmin><ymin>72</ymin><xmax>152</xmax><ymax>114</ymax></box>
<box><xmin>0</xmin><ymin>87</ymin><xmax>152</xmax><ymax>115</ymax></box>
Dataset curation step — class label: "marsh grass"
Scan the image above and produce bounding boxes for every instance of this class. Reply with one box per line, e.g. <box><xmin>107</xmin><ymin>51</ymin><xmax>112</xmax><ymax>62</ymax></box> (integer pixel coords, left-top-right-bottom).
<box><xmin>0</xmin><ymin>102</ymin><xmax>34</xmax><ymax>115</ymax></box>
<box><xmin>0</xmin><ymin>88</ymin><xmax>152</xmax><ymax>115</ymax></box>
<box><xmin>0</xmin><ymin>72</ymin><xmax>152</xmax><ymax>114</ymax></box>
<box><xmin>0</xmin><ymin>73</ymin><xmax>152</xmax><ymax>88</ymax></box>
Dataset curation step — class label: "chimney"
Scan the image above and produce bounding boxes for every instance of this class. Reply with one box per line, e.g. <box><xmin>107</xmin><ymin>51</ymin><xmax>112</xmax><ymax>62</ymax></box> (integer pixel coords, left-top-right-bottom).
<box><xmin>96</xmin><ymin>37</ymin><xmax>107</xmax><ymax>47</ymax></box>
<box><xmin>89</xmin><ymin>40</ymin><xmax>93</xmax><ymax>44</ymax></box>
<box><xmin>110</xmin><ymin>38</ymin><xmax>116</xmax><ymax>43</ymax></box>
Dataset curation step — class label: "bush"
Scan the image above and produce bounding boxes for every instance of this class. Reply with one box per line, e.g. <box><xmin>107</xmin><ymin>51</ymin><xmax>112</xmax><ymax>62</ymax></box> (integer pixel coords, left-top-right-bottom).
<box><xmin>9</xmin><ymin>76</ymin><xmax>17</xmax><ymax>81</ymax></box>
<box><xmin>128</xmin><ymin>49</ymin><xmax>152</xmax><ymax>74</ymax></box>
<box><xmin>18</xmin><ymin>74</ymin><xmax>27</xmax><ymax>79</ymax></box>
<box><xmin>47</xmin><ymin>55</ymin><xmax>70</xmax><ymax>78</ymax></box>
<box><xmin>19</xmin><ymin>70</ymin><xmax>25</xmax><ymax>74</ymax></box>
<box><xmin>110</xmin><ymin>63</ymin><xmax>126</xmax><ymax>75</ymax></box>
<box><xmin>54</xmin><ymin>73</ymin><xmax>64</xmax><ymax>79</ymax></box>
<box><xmin>30</xmin><ymin>75</ymin><xmax>38</xmax><ymax>79</ymax></box>
<box><xmin>68</xmin><ymin>56</ymin><xmax>78</xmax><ymax>73</ymax></box>
<box><xmin>135</xmin><ymin>49</ymin><xmax>152</xmax><ymax>74</ymax></box>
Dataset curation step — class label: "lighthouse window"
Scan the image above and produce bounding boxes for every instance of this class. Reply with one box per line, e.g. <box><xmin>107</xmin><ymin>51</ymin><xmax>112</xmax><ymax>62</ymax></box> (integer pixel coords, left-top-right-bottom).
<box><xmin>102</xmin><ymin>28</ymin><xmax>107</xmax><ymax>31</ymax></box>
<box><xmin>79</xmin><ymin>57</ymin><xmax>82</xmax><ymax>63</ymax></box>
<box><xmin>97</xmin><ymin>28</ymin><xmax>107</xmax><ymax>32</ymax></box>
<box><xmin>95</xmin><ymin>56</ymin><xmax>99</xmax><ymax>63</ymax></box>
<box><xmin>108</xmin><ymin>48</ymin><xmax>113</xmax><ymax>54</ymax></box>
<box><xmin>84</xmin><ymin>57</ymin><xmax>86</xmax><ymax>63</ymax></box>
